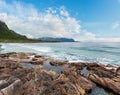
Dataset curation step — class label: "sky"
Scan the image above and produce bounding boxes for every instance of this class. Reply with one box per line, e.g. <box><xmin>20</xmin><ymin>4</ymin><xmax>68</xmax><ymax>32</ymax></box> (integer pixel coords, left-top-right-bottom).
<box><xmin>0</xmin><ymin>0</ymin><xmax>120</xmax><ymax>42</ymax></box>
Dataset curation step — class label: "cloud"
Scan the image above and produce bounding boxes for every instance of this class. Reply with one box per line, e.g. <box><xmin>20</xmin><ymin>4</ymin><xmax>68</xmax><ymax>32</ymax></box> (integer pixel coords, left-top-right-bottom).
<box><xmin>112</xmin><ymin>22</ymin><xmax>119</xmax><ymax>30</ymax></box>
<box><xmin>0</xmin><ymin>0</ymin><xmax>80</xmax><ymax>39</ymax></box>
<box><xmin>0</xmin><ymin>0</ymin><xmax>120</xmax><ymax>42</ymax></box>
<box><xmin>75</xmin><ymin>30</ymin><xmax>95</xmax><ymax>41</ymax></box>
<box><xmin>59</xmin><ymin>6</ymin><xmax>69</xmax><ymax>17</ymax></box>
<box><xmin>75</xmin><ymin>30</ymin><xmax>120</xmax><ymax>42</ymax></box>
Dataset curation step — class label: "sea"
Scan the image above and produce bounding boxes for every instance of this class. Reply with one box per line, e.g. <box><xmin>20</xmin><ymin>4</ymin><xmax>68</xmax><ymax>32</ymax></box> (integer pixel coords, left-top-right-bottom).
<box><xmin>0</xmin><ymin>42</ymin><xmax>120</xmax><ymax>65</ymax></box>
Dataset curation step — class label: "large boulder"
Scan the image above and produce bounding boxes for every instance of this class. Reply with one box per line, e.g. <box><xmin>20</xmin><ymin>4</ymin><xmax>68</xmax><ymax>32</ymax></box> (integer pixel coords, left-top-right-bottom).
<box><xmin>116</xmin><ymin>67</ymin><xmax>120</xmax><ymax>76</ymax></box>
<box><xmin>41</xmin><ymin>77</ymin><xmax>85</xmax><ymax>95</ymax></box>
<box><xmin>62</xmin><ymin>67</ymin><xmax>93</xmax><ymax>93</ymax></box>
<box><xmin>89</xmin><ymin>72</ymin><xmax>120</xmax><ymax>94</ymax></box>
<box><xmin>88</xmin><ymin>63</ymin><xmax>120</xmax><ymax>94</ymax></box>
<box><xmin>50</xmin><ymin>59</ymin><xmax>68</xmax><ymax>66</ymax></box>
<box><xmin>0</xmin><ymin>77</ymin><xmax>22</xmax><ymax>95</ymax></box>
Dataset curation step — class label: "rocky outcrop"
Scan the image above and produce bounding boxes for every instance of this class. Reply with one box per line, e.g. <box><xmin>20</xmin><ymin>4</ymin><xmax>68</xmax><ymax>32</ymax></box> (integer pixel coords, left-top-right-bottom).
<box><xmin>50</xmin><ymin>59</ymin><xmax>68</xmax><ymax>66</ymax></box>
<box><xmin>0</xmin><ymin>52</ymin><xmax>120</xmax><ymax>95</ymax></box>
<box><xmin>0</xmin><ymin>77</ymin><xmax>22</xmax><ymax>95</ymax></box>
<box><xmin>87</xmin><ymin>63</ymin><xmax>120</xmax><ymax>94</ymax></box>
<box><xmin>116</xmin><ymin>67</ymin><xmax>120</xmax><ymax>76</ymax></box>
<box><xmin>40</xmin><ymin>67</ymin><xmax>93</xmax><ymax>95</ymax></box>
<box><xmin>0</xmin><ymin>54</ymin><xmax>35</xmax><ymax>95</ymax></box>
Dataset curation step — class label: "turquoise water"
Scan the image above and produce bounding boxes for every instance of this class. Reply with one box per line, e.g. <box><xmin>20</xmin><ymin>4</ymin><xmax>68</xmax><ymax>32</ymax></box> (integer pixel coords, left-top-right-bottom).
<box><xmin>0</xmin><ymin>42</ymin><xmax>120</xmax><ymax>65</ymax></box>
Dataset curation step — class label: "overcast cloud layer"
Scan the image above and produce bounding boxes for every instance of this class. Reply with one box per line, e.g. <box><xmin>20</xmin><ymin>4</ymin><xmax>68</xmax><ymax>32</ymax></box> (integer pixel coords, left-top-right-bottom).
<box><xmin>0</xmin><ymin>0</ymin><xmax>120</xmax><ymax>42</ymax></box>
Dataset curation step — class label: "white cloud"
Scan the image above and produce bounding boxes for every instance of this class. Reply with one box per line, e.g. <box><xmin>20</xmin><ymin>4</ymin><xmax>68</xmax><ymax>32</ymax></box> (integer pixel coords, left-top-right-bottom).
<box><xmin>0</xmin><ymin>0</ymin><xmax>120</xmax><ymax>42</ymax></box>
<box><xmin>59</xmin><ymin>6</ymin><xmax>69</xmax><ymax>17</ymax></box>
<box><xmin>75</xmin><ymin>30</ymin><xmax>96</xmax><ymax>41</ymax></box>
<box><xmin>112</xmin><ymin>22</ymin><xmax>119</xmax><ymax>30</ymax></box>
<box><xmin>95</xmin><ymin>37</ymin><xmax>120</xmax><ymax>42</ymax></box>
<box><xmin>75</xmin><ymin>31</ymin><xmax>120</xmax><ymax>42</ymax></box>
<box><xmin>0</xmin><ymin>0</ymin><xmax>80</xmax><ymax>39</ymax></box>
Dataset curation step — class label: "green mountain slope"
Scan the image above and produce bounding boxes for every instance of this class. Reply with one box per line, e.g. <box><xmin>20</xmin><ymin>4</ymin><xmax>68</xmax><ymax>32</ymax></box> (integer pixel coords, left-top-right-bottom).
<box><xmin>0</xmin><ymin>21</ymin><xmax>27</xmax><ymax>40</ymax></box>
<box><xmin>0</xmin><ymin>21</ymin><xmax>43</xmax><ymax>42</ymax></box>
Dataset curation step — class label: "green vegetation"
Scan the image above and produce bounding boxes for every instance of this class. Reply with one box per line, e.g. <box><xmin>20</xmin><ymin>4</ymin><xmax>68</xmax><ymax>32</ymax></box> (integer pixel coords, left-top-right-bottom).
<box><xmin>0</xmin><ymin>21</ymin><xmax>73</xmax><ymax>43</ymax></box>
<box><xmin>0</xmin><ymin>21</ymin><xmax>44</xmax><ymax>43</ymax></box>
<box><xmin>0</xmin><ymin>21</ymin><xmax>27</xmax><ymax>40</ymax></box>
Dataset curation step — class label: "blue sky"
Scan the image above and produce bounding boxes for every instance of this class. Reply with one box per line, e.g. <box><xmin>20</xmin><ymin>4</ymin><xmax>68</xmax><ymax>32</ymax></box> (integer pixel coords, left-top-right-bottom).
<box><xmin>0</xmin><ymin>0</ymin><xmax>120</xmax><ymax>42</ymax></box>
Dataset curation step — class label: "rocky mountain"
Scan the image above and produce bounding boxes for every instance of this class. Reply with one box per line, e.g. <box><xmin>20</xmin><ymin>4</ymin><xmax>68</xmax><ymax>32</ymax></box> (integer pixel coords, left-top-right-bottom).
<box><xmin>38</xmin><ymin>37</ymin><xmax>75</xmax><ymax>42</ymax></box>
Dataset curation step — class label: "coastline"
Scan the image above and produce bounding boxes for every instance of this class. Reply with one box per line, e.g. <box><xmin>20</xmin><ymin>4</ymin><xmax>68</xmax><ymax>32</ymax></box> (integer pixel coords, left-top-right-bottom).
<box><xmin>0</xmin><ymin>52</ymin><xmax>119</xmax><ymax>95</ymax></box>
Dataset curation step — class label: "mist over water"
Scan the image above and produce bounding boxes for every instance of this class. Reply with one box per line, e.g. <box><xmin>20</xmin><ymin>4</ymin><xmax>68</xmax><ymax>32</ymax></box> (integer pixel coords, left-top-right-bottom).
<box><xmin>0</xmin><ymin>42</ymin><xmax>120</xmax><ymax>65</ymax></box>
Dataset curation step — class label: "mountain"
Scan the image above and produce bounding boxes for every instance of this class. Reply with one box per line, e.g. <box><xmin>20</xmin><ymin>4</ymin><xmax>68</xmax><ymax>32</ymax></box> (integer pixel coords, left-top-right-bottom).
<box><xmin>0</xmin><ymin>21</ymin><xmax>42</xmax><ymax>42</ymax></box>
<box><xmin>0</xmin><ymin>21</ymin><xmax>27</xmax><ymax>40</ymax></box>
<box><xmin>0</xmin><ymin>20</ymin><xmax>75</xmax><ymax>43</ymax></box>
<box><xmin>38</xmin><ymin>37</ymin><xmax>75</xmax><ymax>42</ymax></box>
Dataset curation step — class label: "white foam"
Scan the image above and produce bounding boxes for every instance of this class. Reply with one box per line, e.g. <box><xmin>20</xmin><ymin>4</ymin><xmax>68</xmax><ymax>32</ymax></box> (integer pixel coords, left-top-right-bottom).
<box><xmin>69</xmin><ymin>60</ymin><xmax>86</xmax><ymax>63</ymax></box>
<box><xmin>27</xmin><ymin>46</ymin><xmax>51</xmax><ymax>52</ymax></box>
<box><xmin>14</xmin><ymin>44</ymin><xmax>52</xmax><ymax>53</ymax></box>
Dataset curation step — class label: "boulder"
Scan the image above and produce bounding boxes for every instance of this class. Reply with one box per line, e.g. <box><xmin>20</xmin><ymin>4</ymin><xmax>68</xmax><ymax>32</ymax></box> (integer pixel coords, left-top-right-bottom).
<box><xmin>0</xmin><ymin>60</ymin><xmax>19</xmax><ymax>69</ymax></box>
<box><xmin>69</xmin><ymin>62</ymin><xmax>86</xmax><ymax>70</ymax></box>
<box><xmin>88</xmin><ymin>63</ymin><xmax>120</xmax><ymax>94</ymax></box>
<box><xmin>89</xmin><ymin>72</ymin><xmax>120</xmax><ymax>94</ymax></box>
<box><xmin>62</xmin><ymin>67</ymin><xmax>93</xmax><ymax>92</ymax></box>
<box><xmin>50</xmin><ymin>59</ymin><xmax>68</xmax><ymax>66</ymax></box>
<box><xmin>87</xmin><ymin>63</ymin><xmax>115</xmax><ymax>78</ymax></box>
<box><xmin>41</xmin><ymin>78</ymin><xmax>85</xmax><ymax>95</ymax></box>
<box><xmin>33</xmin><ymin>66</ymin><xmax>56</xmax><ymax>94</ymax></box>
<box><xmin>116</xmin><ymin>67</ymin><xmax>120</xmax><ymax>76</ymax></box>
<box><xmin>0</xmin><ymin>77</ymin><xmax>22</xmax><ymax>95</ymax></box>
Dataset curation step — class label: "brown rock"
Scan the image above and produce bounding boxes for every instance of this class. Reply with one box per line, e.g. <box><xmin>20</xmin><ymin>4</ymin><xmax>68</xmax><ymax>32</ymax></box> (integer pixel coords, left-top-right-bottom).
<box><xmin>62</xmin><ymin>67</ymin><xmax>93</xmax><ymax>92</ymax></box>
<box><xmin>88</xmin><ymin>63</ymin><xmax>120</xmax><ymax>94</ymax></box>
<box><xmin>0</xmin><ymin>77</ymin><xmax>22</xmax><ymax>95</ymax></box>
<box><xmin>116</xmin><ymin>67</ymin><xmax>120</xmax><ymax>76</ymax></box>
<box><xmin>50</xmin><ymin>59</ymin><xmax>68</xmax><ymax>66</ymax></box>
<box><xmin>41</xmin><ymin>78</ymin><xmax>85</xmax><ymax>95</ymax></box>
<box><xmin>89</xmin><ymin>72</ymin><xmax>120</xmax><ymax>94</ymax></box>
<box><xmin>87</xmin><ymin>63</ymin><xmax>115</xmax><ymax>78</ymax></box>
<box><xmin>69</xmin><ymin>62</ymin><xmax>86</xmax><ymax>70</ymax></box>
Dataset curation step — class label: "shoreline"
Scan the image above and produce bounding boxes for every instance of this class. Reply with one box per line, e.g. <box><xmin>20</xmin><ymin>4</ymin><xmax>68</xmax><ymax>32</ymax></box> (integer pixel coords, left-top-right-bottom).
<box><xmin>0</xmin><ymin>52</ymin><xmax>119</xmax><ymax>95</ymax></box>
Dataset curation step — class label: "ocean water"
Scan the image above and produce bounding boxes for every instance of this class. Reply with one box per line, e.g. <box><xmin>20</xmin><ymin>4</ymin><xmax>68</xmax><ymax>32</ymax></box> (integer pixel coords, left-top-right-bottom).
<box><xmin>0</xmin><ymin>42</ymin><xmax>120</xmax><ymax>65</ymax></box>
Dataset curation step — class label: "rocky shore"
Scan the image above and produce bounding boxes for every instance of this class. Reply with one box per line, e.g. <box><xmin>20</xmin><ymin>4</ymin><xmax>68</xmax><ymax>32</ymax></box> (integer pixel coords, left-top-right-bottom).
<box><xmin>0</xmin><ymin>52</ymin><xmax>120</xmax><ymax>95</ymax></box>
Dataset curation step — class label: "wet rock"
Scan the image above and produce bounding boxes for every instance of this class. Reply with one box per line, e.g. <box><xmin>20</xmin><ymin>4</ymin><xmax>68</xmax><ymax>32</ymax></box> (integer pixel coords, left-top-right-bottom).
<box><xmin>89</xmin><ymin>72</ymin><xmax>120</xmax><ymax>94</ymax></box>
<box><xmin>30</xmin><ymin>57</ymin><xmax>47</xmax><ymax>65</ymax></box>
<box><xmin>41</xmin><ymin>78</ymin><xmax>85</xmax><ymax>95</ymax></box>
<box><xmin>69</xmin><ymin>62</ymin><xmax>86</xmax><ymax>70</ymax></box>
<box><xmin>50</xmin><ymin>59</ymin><xmax>68</xmax><ymax>66</ymax></box>
<box><xmin>62</xmin><ymin>67</ymin><xmax>93</xmax><ymax>92</ymax></box>
<box><xmin>105</xmin><ymin>64</ymin><xmax>118</xmax><ymax>72</ymax></box>
<box><xmin>0</xmin><ymin>52</ymin><xmax>16</xmax><ymax>58</ymax></box>
<box><xmin>87</xmin><ymin>63</ymin><xmax>115</xmax><ymax>78</ymax></box>
<box><xmin>88</xmin><ymin>63</ymin><xmax>120</xmax><ymax>94</ymax></box>
<box><xmin>33</xmin><ymin>66</ymin><xmax>56</xmax><ymax>94</ymax></box>
<box><xmin>116</xmin><ymin>67</ymin><xmax>120</xmax><ymax>76</ymax></box>
<box><xmin>0</xmin><ymin>77</ymin><xmax>22</xmax><ymax>95</ymax></box>
<box><xmin>0</xmin><ymin>56</ymin><xmax>35</xmax><ymax>95</ymax></box>
<box><xmin>0</xmin><ymin>60</ymin><xmax>19</xmax><ymax>69</ymax></box>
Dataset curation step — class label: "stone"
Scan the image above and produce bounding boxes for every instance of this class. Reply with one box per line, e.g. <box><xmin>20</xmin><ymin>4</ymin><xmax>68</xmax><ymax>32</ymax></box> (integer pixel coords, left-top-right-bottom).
<box><xmin>50</xmin><ymin>59</ymin><xmax>68</xmax><ymax>66</ymax></box>
<box><xmin>116</xmin><ymin>67</ymin><xmax>120</xmax><ymax>76</ymax></box>
<box><xmin>0</xmin><ymin>77</ymin><xmax>22</xmax><ymax>95</ymax></box>
<box><xmin>88</xmin><ymin>63</ymin><xmax>120</xmax><ymax>94</ymax></box>
<box><xmin>89</xmin><ymin>72</ymin><xmax>120</xmax><ymax>94</ymax></box>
